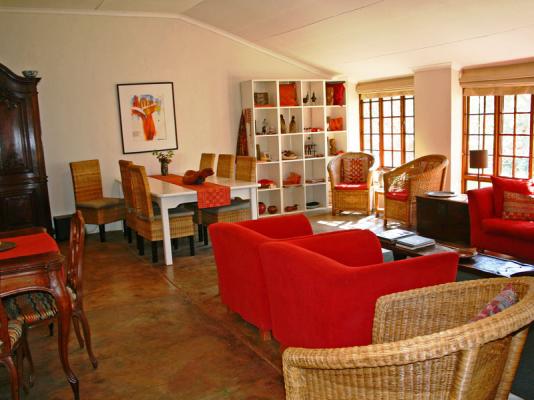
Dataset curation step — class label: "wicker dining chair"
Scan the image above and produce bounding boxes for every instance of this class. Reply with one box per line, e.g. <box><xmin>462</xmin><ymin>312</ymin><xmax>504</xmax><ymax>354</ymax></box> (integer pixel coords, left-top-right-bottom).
<box><xmin>383</xmin><ymin>154</ymin><xmax>448</xmax><ymax>227</ymax></box>
<box><xmin>118</xmin><ymin>160</ymin><xmax>135</xmax><ymax>243</ymax></box>
<box><xmin>199</xmin><ymin>153</ymin><xmax>216</xmax><ymax>170</ymax></box>
<box><xmin>216</xmin><ymin>154</ymin><xmax>236</xmax><ymax>178</ymax></box>
<box><xmin>0</xmin><ymin>299</ymin><xmax>30</xmax><ymax>400</ymax></box>
<box><xmin>4</xmin><ymin>211</ymin><xmax>98</xmax><ymax>371</ymax></box>
<box><xmin>283</xmin><ymin>277</ymin><xmax>534</xmax><ymax>400</ymax></box>
<box><xmin>201</xmin><ymin>156</ymin><xmax>256</xmax><ymax>244</ymax></box>
<box><xmin>327</xmin><ymin>152</ymin><xmax>375</xmax><ymax>215</ymax></box>
<box><xmin>70</xmin><ymin>159</ymin><xmax>125</xmax><ymax>242</ymax></box>
<box><xmin>129</xmin><ymin>164</ymin><xmax>195</xmax><ymax>262</ymax></box>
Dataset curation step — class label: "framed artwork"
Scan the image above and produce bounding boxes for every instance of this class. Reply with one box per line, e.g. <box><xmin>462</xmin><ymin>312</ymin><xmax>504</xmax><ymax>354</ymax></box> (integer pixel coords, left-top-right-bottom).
<box><xmin>117</xmin><ymin>82</ymin><xmax>178</xmax><ymax>154</ymax></box>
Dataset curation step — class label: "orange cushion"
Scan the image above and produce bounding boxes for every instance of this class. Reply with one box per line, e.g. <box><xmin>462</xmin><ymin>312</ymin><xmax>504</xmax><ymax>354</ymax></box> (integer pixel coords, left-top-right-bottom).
<box><xmin>342</xmin><ymin>158</ymin><xmax>367</xmax><ymax>184</ymax></box>
<box><xmin>386</xmin><ymin>190</ymin><xmax>409</xmax><ymax>201</ymax></box>
<box><xmin>335</xmin><ymin>183</ymin><xmax>368</xmax><ymax>191</ymax></box>
<box><xmin>279</xmin><ymin>83</ymin><xmax>297</xmax><ymax>106</ymax></box>
<box><xmin>328</xmin><ymin>117</ymin><xmax>343</xmax><ymax>131</ymax></box>
<box><xmin>502</xmin><ymin>191</ymin><xmax>534</xmax><ymax>221</ymax></box>
<box><xmin>491</xmin><ymin>176</ymin><xmax>534</xmax><ymax>217</ymax></box>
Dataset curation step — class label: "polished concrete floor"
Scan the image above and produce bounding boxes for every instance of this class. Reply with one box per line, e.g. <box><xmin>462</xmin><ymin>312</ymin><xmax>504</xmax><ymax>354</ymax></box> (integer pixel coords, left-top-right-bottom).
<box><xmin>0</xmin><ymin>212</ymin><xmax>529</xmax><ymax>399</ymax></box>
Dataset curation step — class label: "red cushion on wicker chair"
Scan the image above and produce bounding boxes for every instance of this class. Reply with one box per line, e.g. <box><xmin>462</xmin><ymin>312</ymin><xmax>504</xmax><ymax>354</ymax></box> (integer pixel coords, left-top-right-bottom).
<box><xmin>335</xmin><ymin>183</ymin><xmax>368</xmax><ymax>191</ymax></box>
<box><xmin>386</xmin><ymin>190</ymin><xmax>409</xmax><ymax>201</ymax></box>
<box><xmin>342</xmin><ymin>158</ymin><xmax>367</xmax><ymax>184</ymax></box>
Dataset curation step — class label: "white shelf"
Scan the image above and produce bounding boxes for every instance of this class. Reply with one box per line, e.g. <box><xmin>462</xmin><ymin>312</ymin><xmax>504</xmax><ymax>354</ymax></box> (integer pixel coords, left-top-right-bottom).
<box><xmin>241</xmin><ymin>78</ymin><xmax>349</xmax><ymax>217</ymax></box>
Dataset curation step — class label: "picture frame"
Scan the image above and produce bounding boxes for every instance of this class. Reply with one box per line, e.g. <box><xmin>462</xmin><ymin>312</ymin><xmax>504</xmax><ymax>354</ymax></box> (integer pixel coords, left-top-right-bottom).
<box><xmin>117</xmin><ymin>82</ymin><xmax>178</xmax><ymax>154</ymax></box>
<box><xmin>254</xmin><ymin>92</ymin><xmax>269</xmax><ymax>106</ymax></box>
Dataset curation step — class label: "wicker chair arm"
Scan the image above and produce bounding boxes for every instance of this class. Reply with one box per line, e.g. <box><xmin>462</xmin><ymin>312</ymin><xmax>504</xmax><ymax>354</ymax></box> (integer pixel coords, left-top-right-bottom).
<box><xmin>284</xmin><ymin>278</ymin><xmax>534</xmax><ymax>371</ymax></box>
<box><xmin>406</xmin><ymin>167</ymin><xmax>446</xmax><ymax>200</ymax></box>
<box><xmin>327</xmin><ymin>157</ymin><xmax>342</xmax><ymax>187</ymax></box>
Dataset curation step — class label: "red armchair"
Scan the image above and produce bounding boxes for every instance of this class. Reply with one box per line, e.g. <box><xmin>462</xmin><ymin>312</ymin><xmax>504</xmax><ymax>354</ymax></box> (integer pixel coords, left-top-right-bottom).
<box><xmin>209</xmin><ymin>215</ymin><xmax>384</xmax><ymax>339</ymax></box>
<box><xmin>259</xmin><ymin>240</ymin><xmax>458</xmax><ymax>349</ymax></box>
<box><xmin>468</xmin><ymin>187</ymin><xmax>534</xmax><ymax>262</ymax></box>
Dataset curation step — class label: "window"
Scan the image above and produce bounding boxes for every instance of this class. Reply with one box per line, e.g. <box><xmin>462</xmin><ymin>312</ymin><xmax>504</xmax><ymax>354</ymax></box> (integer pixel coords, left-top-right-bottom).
<box><xmin>462</xmin><ymin>94</ymin><xmax>534</xmax><ymax>191</ymax></box>
<box><xmin>360</xmin><ymin>95</ymin><xmax>415</xmax><ymax>168</ymax></box>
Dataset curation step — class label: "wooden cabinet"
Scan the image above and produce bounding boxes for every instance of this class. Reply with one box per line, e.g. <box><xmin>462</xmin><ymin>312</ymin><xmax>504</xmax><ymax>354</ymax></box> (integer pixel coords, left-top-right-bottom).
<box><xmin>416</xmin><ymin>194</ymin><xmax>470</xmax><ymax>245</ymax></box>
<box><xmin>0</xmin><ymin>64</ymin><xmax>52</xmax><ymax>232</ymax></box>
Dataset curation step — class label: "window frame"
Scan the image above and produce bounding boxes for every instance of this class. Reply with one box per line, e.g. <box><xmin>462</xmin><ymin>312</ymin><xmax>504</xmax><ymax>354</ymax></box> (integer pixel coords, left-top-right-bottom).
<box><xmin>461</xmin><ymin>94</ymin><xmax>534</xmax><ymax>191</ymax></box>
<box><xmin>359</xmin><ymin>95</ymin><xmax>415</xmax><ymax>168</ymax></box>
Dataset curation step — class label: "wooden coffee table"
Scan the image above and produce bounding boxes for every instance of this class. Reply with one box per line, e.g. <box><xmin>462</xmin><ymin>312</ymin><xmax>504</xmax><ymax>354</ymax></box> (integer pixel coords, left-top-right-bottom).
<box><xmin>379</xmin><ymin>238</ymin><xmax>534</xmax><ymax>278</ymax></box>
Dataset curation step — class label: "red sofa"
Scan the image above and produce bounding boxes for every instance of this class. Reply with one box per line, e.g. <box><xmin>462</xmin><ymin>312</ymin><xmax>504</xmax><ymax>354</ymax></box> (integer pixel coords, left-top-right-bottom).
<box><xmin>209</xmin><ymin>215</ymin><xmax>384</xmax><ymax>337</ymax></box>
<box><xmin>259</xmin><ymin>240</ymin><xmax>458</xmax><ymax>349</ymax></box>
<box><xmin>468</xmin><ymin>187</ymin><xmax>534</xmax><ymax>262</ymax></box>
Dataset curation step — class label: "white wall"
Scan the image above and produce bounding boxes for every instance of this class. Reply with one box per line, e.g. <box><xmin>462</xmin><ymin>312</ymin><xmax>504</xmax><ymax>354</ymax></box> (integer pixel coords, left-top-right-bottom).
<box><xmin>414</xmin><ymin>66</ymin><xmax>463</xmax><ymax>191</ymax></box>
<box><xmin>0</xmin><ymin>12</ymin><xmax>321</xmax><ymax>218</ymax></box>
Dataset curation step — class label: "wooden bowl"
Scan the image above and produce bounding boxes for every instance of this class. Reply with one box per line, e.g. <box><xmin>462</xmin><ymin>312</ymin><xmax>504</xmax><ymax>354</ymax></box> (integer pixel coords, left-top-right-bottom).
<box><xmin>456</xmin><ymin>247</ymin><xmax>477</xmax><ymax>259</ymax></box>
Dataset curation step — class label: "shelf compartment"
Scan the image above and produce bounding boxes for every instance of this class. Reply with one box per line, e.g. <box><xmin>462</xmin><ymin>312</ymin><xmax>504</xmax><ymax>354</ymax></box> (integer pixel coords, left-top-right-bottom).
<box><xmin>301</xmin><ymin>81</ymin><xmax>325</xmax><ymax>106</ymax></box>
<box><xmin>327</xmin><ymin>131</ymin><xmax>348</xmax><ymax>155</ymax></box>
<box><xmin>326</xmin><ymin>106</ymin><xmax>346</xmax><ymax>132</ymax></box>
<box><xmin>305</xmin><ymin>158</ymin><xmax>326</xmax><ymax>183</ymax></box>
<box><xmin>254</xmin><ymin>108</ymin><xmax>278</xmax><ymax>135</ymax></box>
<box><xmin>303</xmin><ymin>133</ymin><xmax>326</xmax><ymax>159</ymax></box>
<box><xmin>305</xmin><ymin>184</ymin><xmax>327</xmax><ymax>210</ymax></box>
<box><xmin>279</xmin><ymin>81</ymin><xmax>302</xmax><ymax>107</ymax></box>
<box><xmin>253</xmin><ymin>81</ymin><xmax>278</xmax><ymax>108</ymax></box>
<box><xmin>280</xmin><ymin>107</ymin><xmax>303</xmax><ymax>134</ymax></box>
<box><xmin>258</xmin><ymin>189</ymin><xmax>282</xmax><ymax>218</ymax></box>
<box><xmin>281</xmin><ymin>134</ymin><xmax>303</xmax><ymax>160</ymax></box>
<box><xmin>257</xmin><ymin>162</ymin><xmax>281</xmax><ymax>188</ymax></box>
<box><xmin>302</xmin><ymin>107</ymin><xmax>325</xmax><ymax>132</ymax></box>
<box><xmin>282</xmin><ymin>185</ymin><xmax>305</xmax><ymax>213</ymax></box>
<box><xmin>255</xmin><ymin>135</ymin><xmax>280</xmax><ymax>162</ymax></box>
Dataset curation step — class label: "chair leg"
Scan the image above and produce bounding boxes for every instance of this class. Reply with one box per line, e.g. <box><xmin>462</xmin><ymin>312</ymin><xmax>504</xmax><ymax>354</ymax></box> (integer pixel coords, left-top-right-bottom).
<box><xmin>76</xmin><ymin>308</ymin><xmax>98</xmax><ymax>369</ymax></box>
<box><xmin>98</xmin><ymin>224</ymin><xmax>106</xmax><ymax>242</ymax></box>
<box><xmin>197</xmin><ymin>224</ymin><xmax>204</xmax><ymax>242</ymax></box>
<box><xmin>189</xmin><ymin>236</ymin><xmax>195</xmax><ymax>256</ymax></box>
<box><xmin>72</xmin><ymin>316</ymin><xmax>85</xmax><ymax>349</ymax></box>
<box><xmin>138</xmin><ymin>235</ymin><xmax>145</xmax><ymax>256</ymax></box>
<box><xmin>122</xmin><ymin>220</ymin><xmax>127</xmax><ymax>237</ymax></box>
<box><xmin>127</xmin><ymin>227</ymin><xmax>132</xmax><ymax>244</ymax></box>
<box><xmin>203</xmin><ymin>225</ymin><xmax>209</xmax><ymax>246</ymax></box>
<box><xmin>21</xmin><ymin>333</ymin><xmax>35</xmax><ymax>388</ymax></box>
<box><xmin>151</xmin><ymin>241</ymin><xmax>158</xmax><ymax>263</ymax></box>
<box><xmin>172</xmin><ymin>238</ymin><xmax>179</xmax><ymax>250</ymax></box>
<box><xmin>1</xmin><ymin>356</ymin><xmax>20</xmax><ymax>400</ymax></box>
<box><xmin>49</xmin><ymin>322</ymin><xmax>54</xmax><ymax>336</ymax></box>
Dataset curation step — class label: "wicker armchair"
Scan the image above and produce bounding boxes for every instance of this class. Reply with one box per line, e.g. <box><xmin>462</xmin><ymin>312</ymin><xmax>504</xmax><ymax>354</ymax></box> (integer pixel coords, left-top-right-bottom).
<box><xmin>128</xmin><ymin>165</ymin><xmax>195</xmax><ymax>263</ymax></box>
<box><xmin>328</xmin><ymin>152</ymin><xmax>375</xmax><ymax>215</ymax></box>
<box><xmin>283</xmin><ymin>277</ymin><xmax>534</xmax><ymax>400</ymax></box>
<box><xmin>199</xmin><ymin>153</ymin><xmax>216</xmax><ymax>170</ymax></box>
<box><xmin>201</xmin><ymin>156</ymin><xmax>256</xmax><ymax>244</ymax></box>
<box><xmin>383</xmin><ymin>154</ymin><xmax>448</xmax><ymax>227</ymax></box>
<box><xmin>70</xmin><ymin>159</ymin><xmax>125</xmax><ymax>242</ymax></box>
<box><xmin>118</xmin><ymin>160</ymin><xmax>135</xmax><ymax>243</ymax></box>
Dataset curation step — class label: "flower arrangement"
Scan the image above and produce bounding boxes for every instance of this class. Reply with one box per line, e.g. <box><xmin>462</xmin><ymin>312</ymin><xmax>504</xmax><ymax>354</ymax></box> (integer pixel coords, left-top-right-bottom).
<box><xmin>153</xmin><ymin>150</ymin><xmax>174</xmax><ymax>176</ymax></box>
<box><xmin>153</xmin><ymin>150</ymin><xmax>174</xmax><ymax>164</ymax></box>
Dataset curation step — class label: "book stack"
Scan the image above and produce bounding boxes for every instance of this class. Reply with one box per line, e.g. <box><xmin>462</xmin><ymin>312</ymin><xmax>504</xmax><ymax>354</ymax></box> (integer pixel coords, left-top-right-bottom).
<box><xmin>396</xmin><ymin>235</ymin><xmax>436</xmax><ymax>250</ymax></box>
<box><xmin>376</xmin><ymin>229</ymin><xmax>414</xmax><ymax>243</ymax></box>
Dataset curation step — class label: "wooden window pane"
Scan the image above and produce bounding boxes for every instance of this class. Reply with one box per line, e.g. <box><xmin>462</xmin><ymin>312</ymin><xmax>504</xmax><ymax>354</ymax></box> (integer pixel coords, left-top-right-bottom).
<box><xmin>383</xmin><ymin>100</ymin><xmax>391</xmax><ymax>117</ymax></box>
<box><xmin>484</xmin><ymin>115</ymin><xmax>494</xmax><ymax>134</ymax></box>
<box><xmin>405</xmin><ymin>98</ymin><xmax>414</xmax><ymax>116</ymax></box>
<box><xmin>515</xmin><ymin>136</ymin><xmax>530</xmax><ymax>156</ymax></box>
<box><xmin>502</xmin><ymin>114</ymin><xmax>514</xmax><ymax>133</ymax></box>
<box><xmin>364</xmin><ymin>119</ymin><xmax>370</xmax><ymax>133</ymax></box>
<box><xmin>364</xmin><ymin>135</ymin><xmax>371</xmax><ymax>149</ymax></box>
<box><xmin>500</xmin><ymin>136</ymin><xmax>514</xmax><ymax>156</ymax></box>
<box><xmin>469</xmin><ymin>115</ymin><xmax>481</xmax><ymax>134</ymax></box>
<box><xmin>384</xmin><ymin>151</ymin><xmax>393</xmax><ymax>167</ymax></box>
<box><xmin>468</xmin><ymin>135</ymin><xmax>482</xmax><ymax>150</ymax></box>
<box><xmin>372</xmin><ymin>118</ymin><xmax>379</xmax><ymax>133</ymax></box>
<box><xmin>484</xmin><ymin>156</ymin><xmax>494</xmax><ymax>176</ymax></box>
<box><xmin>516</xmin><ymin>114</ymin><xmax>530</xmax><ymax>134</ymax></box>
<box><xmin>383</xmin><ymin>134</ymin><xmax>392</xmax><ymax>150</ymax></box>
<box><xmin>392</xmin><ymin>117</ymin><xmax>401</xmax><ymax>133</ymax></box>
<box><xmin>363</xmin><ymin>101</ymin><xmax>370</xmax><ymax>118</ymax></box>
<box><xmin>405</xmin><ymin>116</ymin><xmax>414</xmax><ymax>133</ymax></box>
<box><xmin>515</xmin><ymin>158</ymin><xmax>530</xmax><ymax>178</ymax></box>
<box><xmin>517</xmin><ymin>94</ymin><xmax>531</xmax><ymax>112</ymax></box>
<box><xmin>469</xmin><ymin>96</ymin><xmax>480</xmax><ymax>112</ymax></box>
<box><xmin>406</xmin><ymin>152</ymin><xmax>414</xmax><ymax>162</ymax></box>
<box><xmin>393</xmin><ymin>134</ymin><xmax>401</xmax><ymax>150</ymax></box>
<box><xmin>392</xmin><ymin>100</ymin><xmax>401</xmax><ymax>116</ymax></box>
<box><xmin>372</xmin><ymin>150</ymin><xmax>380</xmax><ymax>161</ymax></box>
<box><xmin>372</xmin><ymin>134</ymin><xmax>380</xmax><ymax>149</ymax></box>
<box><xmin>383</xmin><ymin>118</ymin><xmax>392</xmax><ymax>133</ymax></box>
<box><xmin>503</xmin><ymin>95</ymin><xmax>515</xmax><ymax>113</ymax></box>
<box><xmin>500</xmin><ymin>157</ymin><xmax>513</xmax><ymax>177</ymax></box>
<box><xmin>371</xmin><ymin>101</ymin><xmax>379</xmax><ymax>117</ymax></box>
<box><xmin>393</xmin><ymin>152</ymin><xmax>402</xmax><ymax>167</ymax></box>
<box><xmin>485</xmin><ymin>136</ymin><xmax>494</xmax><ymax>155</ymax></box>
<box><xmin>485</xmin><ymin>96</ymin><xmax>495</xmax><ymax>113</ymax></box>
<box><xmin>406</xmin><ymin>135</ymin><xmax>414</xmax><ymax>151</ymax></box>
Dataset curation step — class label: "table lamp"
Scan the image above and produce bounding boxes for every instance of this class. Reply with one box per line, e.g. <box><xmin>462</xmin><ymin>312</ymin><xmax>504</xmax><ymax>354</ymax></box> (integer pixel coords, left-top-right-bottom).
<box><xmin>469</xmin><ymin>150</ymin><xmax>488</xmax><ymax>188</ymax></box>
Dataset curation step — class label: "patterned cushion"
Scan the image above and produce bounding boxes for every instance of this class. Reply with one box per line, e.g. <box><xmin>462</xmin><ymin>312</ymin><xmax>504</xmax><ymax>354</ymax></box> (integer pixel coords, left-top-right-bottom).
<box><xmin>388</xmin><ymin>172</ymin><xmax>409</xmax><ymax>194</ymax></box>
<box><xmin>0</xmin><ymin>320</ymin><xmax>23</xmax><ymax>349</ymax></box>
<box><xmin>470</xmin><ymin>284</ymin><xmax>517</xmax><ymax>322</ymax></box>
<box><xmin>4</xmin><ymin>291</ymin><xmax>58</xmax><ymax>324</ymax></box>
<box><xmin>334</xmin><ymin>183</ymin><xmax>368</xmax><ymax>191</ymax></box>
<box><xmin>342</xmin><ymin>158</ymin><xmax>368</xmax><ymax>184</ymax></box>
<box><xmin>502</xmin><ymin>191</ymin><xmax>534</xmax><ymax>221</ymax></box>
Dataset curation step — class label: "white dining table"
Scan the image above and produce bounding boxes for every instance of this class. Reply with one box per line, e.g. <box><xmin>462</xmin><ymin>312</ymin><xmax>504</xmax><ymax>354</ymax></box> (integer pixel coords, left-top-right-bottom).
<box><xmin>147</xmin><ymin>175</ymin><xmax>259</xmax><ymax>265</ymax></box>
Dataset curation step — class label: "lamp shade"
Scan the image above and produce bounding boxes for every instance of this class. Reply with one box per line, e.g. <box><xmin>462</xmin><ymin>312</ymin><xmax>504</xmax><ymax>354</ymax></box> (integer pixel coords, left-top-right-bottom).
<box><xmin>469</xmin><ymin>150</ymin><xmax>488</xmax><ymax>169</ymax></box>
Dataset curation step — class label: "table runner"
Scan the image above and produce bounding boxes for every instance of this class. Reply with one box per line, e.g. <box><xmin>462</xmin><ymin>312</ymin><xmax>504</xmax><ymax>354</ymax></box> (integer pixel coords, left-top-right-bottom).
<box><xmin>152</xmin><ymin>174</ymin><xmax>231</xmax><ymax>209</ymax></box>
<box><xmin>0</xmin><ymin>232</ymin><xmax>59</xmax><ymax>260</ymax></box>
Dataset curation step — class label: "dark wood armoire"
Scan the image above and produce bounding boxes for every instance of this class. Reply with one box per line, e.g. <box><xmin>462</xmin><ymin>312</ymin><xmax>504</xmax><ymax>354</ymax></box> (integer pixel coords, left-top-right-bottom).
<box><xmin>0</xmin><ymin>64</ymin><xmax>52</xmax><ymax>232</ymax></box>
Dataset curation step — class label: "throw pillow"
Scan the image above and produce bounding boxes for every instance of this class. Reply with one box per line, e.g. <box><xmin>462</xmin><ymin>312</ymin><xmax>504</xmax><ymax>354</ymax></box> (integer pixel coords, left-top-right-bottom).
<box><xmin>389</xmin><ymin>172</ymin><xmax>408</xmax><ymax>193</ymax></box>
<box><xmin>326</xmin><ymin>82</ymin><xmax>345</xmax><ymax>106</ymax></box>
<box><xmin>470</xmin><ymin>284</ymin><xmax>518</xmax><ymax>322</ymax></box>
<box><xmin>502</xmin><ymin>191</ymin><xmax>534</xmax><ymax>221</ymax></box>
<box><xmin>279</xmin><ymin>83</ymin><xmax>297</xmax><ymax>106</ymax></box>
<box><xmin>342</xmin><ymin>157</ymin><xmax>368</xmax><ymax>184</ymax></box>
<box><xmin>491</xmin><ymin>176</ymin><xmax>534</xmax><ymax>217</ymax></box>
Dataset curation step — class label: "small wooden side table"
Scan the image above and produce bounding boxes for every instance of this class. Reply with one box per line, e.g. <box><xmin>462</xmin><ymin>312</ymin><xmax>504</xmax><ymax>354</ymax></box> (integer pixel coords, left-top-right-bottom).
<box><xmin>374</xmin><ymin>188</ymin><xmax>384</xmax><ymax>217</ymax></box>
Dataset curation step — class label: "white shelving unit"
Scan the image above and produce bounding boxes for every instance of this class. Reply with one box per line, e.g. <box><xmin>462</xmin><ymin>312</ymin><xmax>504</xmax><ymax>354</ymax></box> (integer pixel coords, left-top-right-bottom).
<box><xmin>240</xmin><ymin>79</ymin><xmax>349</xmax><ymax>218</ymax></box>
